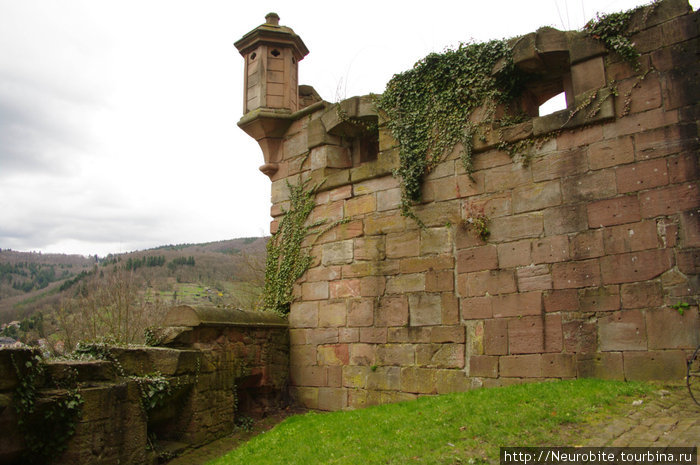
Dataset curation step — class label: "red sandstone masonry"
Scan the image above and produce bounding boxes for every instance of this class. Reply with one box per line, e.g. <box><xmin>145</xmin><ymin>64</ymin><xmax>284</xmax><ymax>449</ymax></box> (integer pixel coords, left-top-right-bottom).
<box><xmin>237</xmin><ymin>1</ymin><xmax>700</xmax><ymax>412</ymax></box>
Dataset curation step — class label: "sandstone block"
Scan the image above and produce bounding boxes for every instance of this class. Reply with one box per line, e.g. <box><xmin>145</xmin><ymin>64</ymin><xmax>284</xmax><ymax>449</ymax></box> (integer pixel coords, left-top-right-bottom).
<box><xmin>512</xmin><ymin>180</ymin><xmax>562</xmax><ymax>214</ymax></box>
<box><xmin>353</xmin><ymin>236</ymin><xmax>385</xmax><ymax>261</ymax></box>
<box><xmin>587</xmin><ymin>196</ymin><xmax>642</xmax><ymax>228</ymax></box>
<box><xmin>345</xmin><ymin>195</ymin><xmax>376</xmax><ymax>217</ymax></box>
<box><xmin>317</xmin><ymin>387</ymin><xmax>347</xmax><ymax>411</ymax></box>
<box><xmin>426</xmin><ymin>270</ymin><xmax>454</xmax><ymax>292</ymax></box>
<box><xmin>420</xmin><ymin>227</ymin><xmax>452</xmax><ymax>255</ymax></box>
<box><xmin>366</xmin><ymin>366</ymin><xmax>401</xmax><ymax>391</ymax></box>
<box><xmin>322</xmin><ymin>240</ymin><xmax>354</xmax><ymax>266</ymax></box>
<box><xmin>640</xmin><ymin>183</ymin><xmax>699</xmax><ymax>218</ymax></box>
<box><xmin>349</xmin><ymin>344</ymin><xmax>376</xmax><ymax>366</ymax></box>
<box><xmin>319</xmin><ymin>301</ymin><xmax>347</xmax><ymax>327</ymax></box>
<box><xmin>616</xmin><ymin>158</ymin><xmax>669</xmax><ymax>193</ymax></box>
<box><xmin>460</xmin><ymin>296</ymin><xmax>493</xmax><ymax>320</ymax></box>
<box><xmin>561</xmin><ymin>170</ymin><xmax>617</xmax><ymax>203</ymax></box>
<box><xmin>602</xmin><ymin>221</ymin><xmax>659</xmax><ymax>254</ymax></box>
<box><xmin>469</xmin><ymin>355</ymin><xmax>499</xmax><ymax>378</ymax></box>
<box><xmin>457</xmin><ymin>245</ymin><xmax>498</xmax><ymax>273</ymax></box>
<box><xmin>386</xmin><ymin>273</ymin><xmax>425</xmax><ymax>294</ymax></box>
<box><xmin>600</xmin><ymin>249</ymin><xmax>673</xmax><ymax>284</ymax></box>
<box><xmin>543</xmin><ymin>289</ymin><xmax>579</xmax><ymax>313</ymax></box>
<box><xmin>576</xmin><ymin>352</ymin><xmax>624</xmax><ymax>380</ymax></box>
<box><xmin>386</xmin><ymin>231</ymin><xmax>420</xmax><ymax>258</ymax></box>
<box><xmin>497</xmin><ymin>239</ymin><xmax>532</xmax><ymax>268</ymax></box>
<box><xmin>435</xmin><ymin>369</ymin><xmax>471</xmax><ymax>394</ymax></box>
<box><xmin>516</xmin><ymin>264</ymin><xmax>552</xmax><ymax>292</ymax></box>
<box><xmin>532</xmin><ymin>148</ymin><xmax>588</xmax><ymax>182</ymax></box>
<box><xmin>348</xmin><ymin>298</ymin><xmax>374</xmax><ymax>327</ymax></box>
<box><xmin>579</xmin><ymin>285</ymin><xmax>620</xmax><ymax>312</ymax></box>
<box><xmin>400</xmin><ymin>367</ymin><xmax>437</xmax><ymax>394</ymax></box>
<box><xmin>562</xmin><ymin>319</ymin><xmax>597</xmax><ymax>353</ymax></box>
<box><xmin>317</xmin><ymin>344</ymin><xmax>350</xmax><ymax>366</ymax></box>
<box><xmin>646</xmin><ymin>308</ymin><xmax>699</xmax><ymax>349</ymax></box>
<box><xmin>484</xmin><ymin>319</ymin><xmax>508</xmax><ymax>355</ymax></box>
<box><xmin>466</xmin><ymin>269</ymin><xmax>517</xmax><ymax>296</ymax></box>
<box><xmin>489</xmin><ymin>213</ymin><xmax>543</xmax><ymax>242</ymax></box>
<box><xmin>588</xmin><ymin>136</ymin><xmax>634</xmax><ymax>170</ymax></box>
<box><xmin>508</xmin><ymin>314</ymin><xmax>563</xmax><ymax>354</ymax></box>
<box><xmin>599</xmin><ymin>310</ymin><xmax>647</xmax><ymax>351</ymax></box>
<box><xmin>431</xmin><ymin>326</ymin><xmax>465</xmax><ymax>343</ymax></box>
<box><xmin>376</xmin><ymin>344</ymin><xmax>415</xmax><ymax>366</ymax></box>
<box><xmin>620</xmin><ymin>281</ymin><xmax>663</xmax><ymax>309</ymax></box>
<box><xmin>359</xmin><ymin>328</ymin><xmax>387</xmax><ymax>344</ymax></box>
<box><xmin>623</xmin><ymin>350</ymin><xmax>687</xmax><ymax>381</ymax></box>
<box><xmin>329</xmin><ymin>279</ymin><xmax>361</xmax><ymax>298</ymax></box>
<box><xmin>532</xmin><ymin>235</ymin><xmax>570</xmax><ymax>264</ymax></box>
<box><xmin>552</xmin><ymin>259</ymin><xmax>601</xmax><ymax>289</ymax></box>
<box><xmin>289</xmin><ymin>301</ymin><xmax>318</xmax><ymax>328</ymax></box>
<box><xmin>541</xmin><ymin>353</ymin><xmax>576</xmax><ymax>378</ymax></box>
<box><xmin>301</xmin><ymin>281</ymin><xmax>329</xmax><ymax>301</ymax></box>
<box><xmin>376</xmin><ymin>295</ymin><xmax>409</xmax><ymax>327</ymax></box>
<box><xmin>492</xmin><ymin>291</ymin><xmax>543</xmax><ymax>318</ymax></box>
<box><xmin>544</xmin><ymin>204</ymin><xmax>589</xmax><ymax>235</ymax></box>
<box><xmin>499</xmin><ymin>354</ymin><xmax>542</xmax><ymax>378</ymax></box>
<box><xmin>416</xmin><ymin>343</ymin><xmax>465</xmax><ymax>369</ymax></box>
<box><xmin>408</xmin><ymin>293</ymin><xmax>443</xmax><ymax>326</ymax></box>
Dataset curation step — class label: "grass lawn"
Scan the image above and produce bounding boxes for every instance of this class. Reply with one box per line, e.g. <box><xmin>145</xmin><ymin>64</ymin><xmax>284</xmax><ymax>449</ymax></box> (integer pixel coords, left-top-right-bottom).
<box><xmin>207</xmin><ymin>379</ymin><xmax>652</xmax><ymax>465</ymax></box>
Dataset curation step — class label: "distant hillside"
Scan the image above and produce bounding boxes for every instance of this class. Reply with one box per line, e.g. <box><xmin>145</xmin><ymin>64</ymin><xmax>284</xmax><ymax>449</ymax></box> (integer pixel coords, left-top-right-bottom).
<box><xmin>0</xmin><ymin>237</ymin><xmax>267</xmax><ymax>326</ymax></box>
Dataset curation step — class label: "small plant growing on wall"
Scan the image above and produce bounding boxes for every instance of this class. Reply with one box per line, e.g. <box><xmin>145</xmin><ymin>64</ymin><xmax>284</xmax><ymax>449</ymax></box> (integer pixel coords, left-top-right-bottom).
<box><xmin>462</xmin><ymin>204</ymin><xmax>490</xmax><ymax>242</ymax></box>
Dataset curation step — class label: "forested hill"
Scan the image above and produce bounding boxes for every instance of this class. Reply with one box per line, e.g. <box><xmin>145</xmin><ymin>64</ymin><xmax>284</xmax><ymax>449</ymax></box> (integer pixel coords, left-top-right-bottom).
<box><xmin>0</xmin><ymin>237</ymin><xmax>267</xmax><ymax>326</ymax></box>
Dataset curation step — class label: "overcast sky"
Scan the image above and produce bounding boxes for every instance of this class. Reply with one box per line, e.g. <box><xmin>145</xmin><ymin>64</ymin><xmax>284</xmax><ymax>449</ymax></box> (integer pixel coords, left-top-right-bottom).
<box><xmin>1</xmin><ymin>0</ymin><xmax>693</xmax><ymax>257</ymax></box>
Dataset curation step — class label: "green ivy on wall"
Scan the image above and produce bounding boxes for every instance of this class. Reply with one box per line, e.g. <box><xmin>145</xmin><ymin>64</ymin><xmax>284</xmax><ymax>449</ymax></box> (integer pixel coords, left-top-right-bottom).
<box><xmin>375</xmin><ymin>40</ymin><xmax>531</xmax><ymax>222</ymax></box>
<box><xmin>261</xmin><ymin>179</ymin><xmax>323</xmax><ymax>315</ymax></box>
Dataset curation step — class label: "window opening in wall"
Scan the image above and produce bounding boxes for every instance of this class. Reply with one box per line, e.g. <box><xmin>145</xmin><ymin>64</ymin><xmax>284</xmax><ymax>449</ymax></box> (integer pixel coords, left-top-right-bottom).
<box><xmin>539</xmin><ymin>91</ymin><xmax>567</xmax><ymax>116</ymax></box>
<box><xmin>250</xmin><ymin>52</ymin><xmax>256</xmax><ymax>61</ymax></box>
<box><xmin>271</xmin><ymin>49</ymin><xmax>280</xmax><ymax>57</ymax></box>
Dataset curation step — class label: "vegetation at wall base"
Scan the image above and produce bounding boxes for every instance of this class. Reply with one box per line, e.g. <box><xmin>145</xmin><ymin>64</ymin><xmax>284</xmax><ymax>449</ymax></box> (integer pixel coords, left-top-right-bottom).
<box><xmin>206</xmin><ymin>379</ymin><xmax>652</xmax><ymax>465</ymax></box>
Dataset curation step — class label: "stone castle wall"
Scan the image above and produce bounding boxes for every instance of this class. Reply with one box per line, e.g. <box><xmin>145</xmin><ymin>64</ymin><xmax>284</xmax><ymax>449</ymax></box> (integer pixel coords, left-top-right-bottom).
<box><xmin>250</xmin><ymin>0</ymin><xmax>700</xmax><ymax>411</ymax></box>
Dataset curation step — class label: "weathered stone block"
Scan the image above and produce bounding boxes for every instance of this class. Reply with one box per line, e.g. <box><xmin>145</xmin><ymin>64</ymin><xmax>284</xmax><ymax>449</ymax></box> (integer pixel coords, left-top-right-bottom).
<box><xmin>499</xmin><ymin>354</ymin><xmax>542</xmax><ymax>378</ymax></box>
<box><xmin>602</xmin><ymin>221</ymin><xmax>659</xmax><ymax>254</ymax></box>
<box><xmin>408</xmin><ymin>293</ymin><xmax>443</xmax><ymax>326</ymax></box>
<box><xmin>386</xmin><ymin>230</ymin><xmax>420</xmax><ymax>258</ymax></box>
<box><xmin>469</xmin><ymin>355</ymin><xmax>499</xmax><ymax>378</ymax></box>
<box><xmin>599</xmin><ymin>310</ymin><xmax>647</xmax><ymax>352</ymax></box>
<box><xmin>600</xmin><ymin>249</ymin><xmax>673</xmax><ymax>284</ymax></box>
<box><xmin>588</xmin><ymin>136</ymin><xmax>634</xmax><ymax>170</ymax></box>
<box><xmin>623</xmin><ymin>350</ymin><xmax>687</xmax><ymax>381</ymax></box>
<box><xmin>639</xmin><ymin>183</ymin><xmax>699</xmax><ymax>218</ymax></box>
<box><xmin>376</xmin><ymin>344</ymin><xmax>415</xmax><ymax>366</ymax></box>
<box><xmin>484</xmin><ymin>319</ymin><xmax>508</xmax><ymax>355</ymax></box>
<box><xmin>386</xmin><ymin>273</ymin><xmax>425</xmax><ymax>294</ymax></box>
<box><xmin>456</xmin><ymin>245</ymin><xmax>498</xmax><ymax>273</ymax></box>
<box><xmin>552</xmin><ymin>259</ymin><xmax>601</xmax><ymax>289</ymax></box>
<box><xmin>579</xmin><ymin>285</ymin><xmax>620</xmax><ymax>312</ymax></box>
<box><xmin>318</xmin><ymin>387</ymin><xmax>346</xmax><ymax>411</ymax></box>
<box><xmin>543</xmin><ymin>289</ymin><xmax>579</xmax><ymax>313</ymax></box>
<box><xmin>516</xmin><ymin>264</ymin><xmax>552</xmax><ymax>292</ymax></box>
<box><xmin>576</xmin><ymin>352</ymin><xmax>624</xmax><ymax>380</ymax></box>
<box><xmin>508</xmin><ymin>314</ymin><xmax>562</xmax><ymax>354</ymax></box>
<box><xmin>400</xmin><ymin>367</ymin><xmax>437</xmax><ymax>394</ymax></box>
<box><xmin>617</xmin><ymin>158</ymin><xmax>669</xmax><ymax>193</ymax></box>
<box><xmin>416</xmin><ymin>343</ymin><xmax>464</xmax><ymax>369</ymax></box>
<box><xmin>587</xmin><ymin>196</ymin><xmax>642</xmax><ymax>228</ymax></box>
<box><xmin>563</xmin><ymin>319</ymin><xmax>597</xmax><ymax>353</ymax></box>
<box><xmin>420</xmin><ymin>227</ymin><xmax>452</xmax><ymax>255</ymax></box>
<box><xmin>376</xmin><ymin>295</ymin><xmax>409</xmax><ymax>327</ymax></box>
<box><xmin>322</xmin><ymin>240</ymin><xmax>354</xmax><ymax>266</ymax></box>
<box><xmin>497</xmin><ymin>239</ymin><xmax>532</xmax><ymax>268</ymax></box>
<box><xmin>329</xmin><ymin>279</ymin><xmax>361</xmax><ymax>298</ymax></box>
<box><xmin>460</xmin><ymin>296</ymin><xmax>493</xmax><ymax>320</ymax></box>
<box><xmin>466</xmin><ymin>269</ymin><xmax>517</xmax><ymax>296</ymax></box>
<box><xmin>492</xmin><ymin>291</ymin><xmax>543</xmax><ymax>318</ymax></box>
<box><xmin>541</xmin><ymin>353</ymin><xmax>576</xmax><ymax>378</ymax></box>
<box><xmin>544</xmin><ymin>204</ymin><xmax>589</xmax><ymax>236</ymax></box>
<box><xmin>318</xmin><ymin>301</ymin><xmax>347</xmax><ymax>327</ymax></box>
<box><xmin>512</xmin><ymin>180</ymin><xmax>562</xmax><ymax>213</ymax></box>
<box><xmin>348</xmin><ymin>298</ymin><xmax>374</xmax><ymax>327</ymax></box>
<box><xmin>367</xmin><ymin>366</ymin><xmax>401</xmax><ymax>391</ymax></box>
<box><xmin>532</xmin><ymin>235</ymin><xmax>570</xmax><ymax>264</ymax></box>
<box><xmin>489</xmin><ymin>213</ymin><xmax>543</xmax><ymax>242</ymax></box>
<box><xmin>646</xmin><ymin>308</ymin><xmax>699</xmax><ymax>349</ymax></box>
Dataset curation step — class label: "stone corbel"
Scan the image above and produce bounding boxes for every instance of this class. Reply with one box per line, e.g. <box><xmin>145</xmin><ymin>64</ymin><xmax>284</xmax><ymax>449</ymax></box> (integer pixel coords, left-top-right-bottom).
<box><xmin>237</xmin><ymin>108</ymin><xmax>295</xmax><ymax>178</ymax></box>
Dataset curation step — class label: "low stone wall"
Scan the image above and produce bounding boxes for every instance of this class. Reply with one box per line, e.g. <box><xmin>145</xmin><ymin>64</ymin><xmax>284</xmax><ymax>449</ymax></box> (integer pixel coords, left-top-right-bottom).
<box><xmin>0</xmin><ymin>306</ymin><xmax>289</xmax><ymax>465</ymax></box>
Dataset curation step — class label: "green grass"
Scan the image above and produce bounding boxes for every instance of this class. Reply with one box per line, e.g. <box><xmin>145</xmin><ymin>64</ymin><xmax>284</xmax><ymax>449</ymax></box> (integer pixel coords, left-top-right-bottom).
<box><xmin>207</xmin><ymin>379</ymin><xmax>651</xmax><ymax>465</ymax></box>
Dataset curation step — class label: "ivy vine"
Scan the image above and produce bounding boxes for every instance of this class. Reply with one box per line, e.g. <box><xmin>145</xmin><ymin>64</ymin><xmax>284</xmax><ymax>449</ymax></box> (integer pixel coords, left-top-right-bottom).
<box><xmin>261</xmin><ymin>179</ymin><xmax>323</xmax><ymax>315</ymax></box>
<box><xmin>130</xmin><ymin>372</ymin><xmax>172</xmax><ymax>412</ymax></box>
<box><xmin>11</xmin><ymin>353</ymin><xmax>84</xmax><ymax>463</ymax></box>
<box><xmin>375</xmin><ymin>40</ymin><xmax>531</xmax><ymax>221</ymax></box>
<box><xmin>583</xmin><ymin>1</ymin><xmax>659</xmax><ymax>69</ymax></box>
